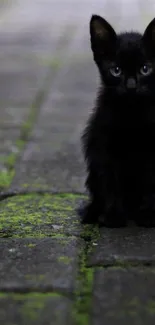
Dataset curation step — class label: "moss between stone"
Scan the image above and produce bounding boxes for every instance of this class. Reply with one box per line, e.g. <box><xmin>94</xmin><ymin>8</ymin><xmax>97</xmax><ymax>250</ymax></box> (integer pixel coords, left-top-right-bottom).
<box><xmin>0</xmin><ymin>193</ymin><xmax>86</xmax><ymax>238</ymax></box>
<box><xmin>24</xmin><ymin>274</ymin><xmax>46</xmax><ymax>281</ymax></box>
<box><xmin>0</xmin><ymin>73</ymin><xmax>46</xmax><ymax>190</ymax></box>
<box><xmin>146</xmin><ymin>300</ymin><xmax>155</xmax><ymax>315</ymax></box>
<box><xmin>0</xmin><ymin>54</ymin><xmax>64</xmax><ymax>191</ymax></box>
<box><xmin>102</xmin><ymin>259</ymin><xmax>153</xmax><ymax>268</ymax></box>
<box><xmin>127</xmin><ymin>297</ymin><xmax>140</xmax><ymax>307</ymax></box>
<box><xmin>0</xmin><ymin>192</ymin><xmax>98</xmax><ymax>323</ymax></box>
<box><xmin>58</xmin><ymin>256</ymin><xmax>73</xmax><ymax>264</ymax></box>
<box><xmin>72</xmin><ymin>224</ymin><xmax>100</xmax><ymax>325</ymax></box>
<box><xmin>19</xmin><ymin>55</ymin><xmax>65</xmax><ymax>144</ymax></box>
<box><xmin>5</xmin><ymin>153</ymin><xmax>17</xmax><ymax>169</ymax></box>
<box><xmin>0</xmin><ymin>139</ymin><xmax>25</xmax><ymax>190</ymax></box>
<box><xmin>19</xmin><ymin>107</ymin><xmax>37</xmax><ymax>141</ymax></box>
<box><xmin>80</xmin><ymin>224</ymin><xmax>100</xmax><ymax>245</ymax></box>
<box><xmin>0</xmin><ymin>170</ymin><xmax>15</xmax><ymax>189</ymax></box>
<box><xmin>0</xmin><ymin>292</ymin><xmax>63</xmax><ymax>299</ymax></box>
<box><xmin>73</xmin><ymin>251</ymin><xmax>94</xmax><ymax>325</ymax></box>
<box><xmin>26</xmin><ymin>243</ymin><xmax>36</xmax><ymax>248</ymax></box>
<box><xmin>37</xmin><ymin>56</ymin><xmax>62</xmax><ymax>68</ymax></box>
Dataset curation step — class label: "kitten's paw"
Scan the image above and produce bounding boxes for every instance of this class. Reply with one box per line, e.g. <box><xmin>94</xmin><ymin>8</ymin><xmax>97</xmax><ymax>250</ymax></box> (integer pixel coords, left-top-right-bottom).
<box><xmin>135</xmin><ymin>209</ymin><xmax>155</xmax><ymax>227</ymax></box>
<box><xmin>99</xmin><ymin>209</ymin><xmax>127</xmax><ymax>228</ymax></box>
<box><xmin>77</xmin><ymin>201</ymin><xmax>99</xmax><ymax>224</ymax></box>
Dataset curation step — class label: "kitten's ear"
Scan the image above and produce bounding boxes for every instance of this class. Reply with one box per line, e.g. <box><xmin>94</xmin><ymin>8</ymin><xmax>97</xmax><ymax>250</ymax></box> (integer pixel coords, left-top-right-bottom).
<box><xmin>142</xmin><ymin>18</ymin><xmax>155</xmax><ymax>47</ymax></box>
<box><xmin>90</xmin><ymin>15</ymin><xmax>117</xmax><ymax>55</ymax></box>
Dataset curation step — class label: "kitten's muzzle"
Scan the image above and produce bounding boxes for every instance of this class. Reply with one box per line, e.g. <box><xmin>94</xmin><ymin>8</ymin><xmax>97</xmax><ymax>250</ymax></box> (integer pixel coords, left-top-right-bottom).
<box><xmin>126</xmin><ymin>77</ymin><xmax>137</xmax><ymax>91</ymax></box>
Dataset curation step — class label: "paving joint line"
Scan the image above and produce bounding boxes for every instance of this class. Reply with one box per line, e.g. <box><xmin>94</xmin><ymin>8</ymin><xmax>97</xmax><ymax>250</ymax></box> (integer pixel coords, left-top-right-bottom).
<box><xmin>0</xmin><ymin>190</ymin><xmax>87</xmax><ymax>201</ymax></box>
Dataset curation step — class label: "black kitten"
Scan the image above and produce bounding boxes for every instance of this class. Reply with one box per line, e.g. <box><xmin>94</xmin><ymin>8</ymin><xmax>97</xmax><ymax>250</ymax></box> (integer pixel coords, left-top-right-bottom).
<box><xmin>80</xmin><ymin>15</ymin><xmax>155</xmax><ymax>227</ymax></box>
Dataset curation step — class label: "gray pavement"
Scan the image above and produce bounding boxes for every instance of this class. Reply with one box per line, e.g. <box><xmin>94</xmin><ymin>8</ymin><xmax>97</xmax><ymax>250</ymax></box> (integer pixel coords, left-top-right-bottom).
<box><xmin>1</xmin><ymin>0</ymin><xmax>155</xmax><ymax>324</ymax></box>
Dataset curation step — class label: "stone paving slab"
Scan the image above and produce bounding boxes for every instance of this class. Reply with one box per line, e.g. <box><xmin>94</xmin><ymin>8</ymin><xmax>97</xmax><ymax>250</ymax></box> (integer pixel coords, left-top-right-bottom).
<box><xmin>0</xmin><ymin>51</ymin><xmax>47</xmax><ymax>110</ymax></box>
<box><xmin>0</xmin><ymin>194</ymin><xmax>93</xmax><ymax>324</ymax></box>
<box><xmin>0</xmin><ymin>0</ymin><xmax>79</xmax><ymax>190</ymax></box>
<box><xmin>88</xmin><ymin>228</ymin><xmax>155</xmax><ymax>266</ymax></box>
<box><xmin>0</xmin><ymin>49</ymin><xmax>47</xmax><ymax>169</ymax></box>
<box><xmin>0</xmin><ymin>237</ymin><xmax>82</xmax><ymax>292</ymax></box>
<box><xmin>10</xmin><ymin>55</ymin><xmax>98</xmax><ymax>193</ymax></box>
<box><xmin>0</xmin><ymin>293</ymin><xmax>72</xmax><ymax>325</ymax></box>
<box><xmin>0</xmin><ymin>128</ymin><xmax>21</xmax><ymax>156</ymax></box>
<box><xmin>92</xmin><ymin>267</ymin><xmax>155</xmax><ymax>325</ymax></box>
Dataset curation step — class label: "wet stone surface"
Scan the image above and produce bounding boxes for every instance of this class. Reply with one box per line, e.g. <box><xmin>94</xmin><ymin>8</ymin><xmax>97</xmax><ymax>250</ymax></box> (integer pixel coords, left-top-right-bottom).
<box><xmin>92</xmin><ymin>268</ymin><xmax>155</xmax><ymax>325</ymax></box>
<box><xmin>0</xmin><ymin>237</ymin><xmax>82</xmax><ymax>292</ymax></box>
<box><xmin>1</xmin><ymin>0</ymin><xmax>155</xmax><ymax>324</ymax></box>
<box><xmin>0</xmin><ymin>293</ymin><xmax>72</xmax><ymax>325</ymax></box>
<box><xmin>88</xmin><ymin>227</ymin><xmax>155</xmax><ymax>267</ymax></box>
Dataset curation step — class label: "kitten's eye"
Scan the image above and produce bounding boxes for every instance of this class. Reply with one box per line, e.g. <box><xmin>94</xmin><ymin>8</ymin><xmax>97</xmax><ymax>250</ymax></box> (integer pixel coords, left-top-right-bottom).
<box><xmin>140</xmin><ymin>64</ymin><xmax>152</xmax><ymax>76</ymax></box>
<box><xmin>110</xmin><ymin>66</ymin><xmax>122</xmax><ymax>77</ymax></box>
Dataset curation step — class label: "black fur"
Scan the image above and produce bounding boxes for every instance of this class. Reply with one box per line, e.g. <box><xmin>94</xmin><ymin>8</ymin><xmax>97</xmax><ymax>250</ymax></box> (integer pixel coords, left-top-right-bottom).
<box><xmin>80</xmin><ymin>15</ymin><xmax>155</xmax><ymax>227</ymax></box>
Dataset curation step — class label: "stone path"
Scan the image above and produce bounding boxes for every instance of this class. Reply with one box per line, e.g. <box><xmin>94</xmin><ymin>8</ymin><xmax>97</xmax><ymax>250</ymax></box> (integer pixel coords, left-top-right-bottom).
<box><xmin>1</xmin><ymin>0</ymin><xmax>155</xmax><ymax>324</ymax></box>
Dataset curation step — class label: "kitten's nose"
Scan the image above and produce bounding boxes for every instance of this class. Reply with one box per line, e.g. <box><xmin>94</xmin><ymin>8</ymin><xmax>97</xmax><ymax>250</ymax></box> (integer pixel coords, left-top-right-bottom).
<box><xmin>126</xmin><ymin>77</ymin><xmax>136</xmax><ymax>91</ymax></box>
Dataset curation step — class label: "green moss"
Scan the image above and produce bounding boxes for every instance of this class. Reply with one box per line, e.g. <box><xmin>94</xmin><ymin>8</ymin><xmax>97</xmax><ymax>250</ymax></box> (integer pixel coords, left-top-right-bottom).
<box><xmin>24</xmin><ymin>274</ymin><xmax>45</xmax><ymax>281</ymax></box>
<box><xmin>21</xmin><ymin>299</ymin><xmax>44</xmax><ymax>320</ymax></box>
<box><xmin>128</xmin><ymin>297</ymin><xmax>140</xmax><ymax>307</ymax></box>
<box><xmin>26</xmin><ymin>243</ymin><xmax>36</xmax><ymax>248</ymax></box>
<box><xmin>6</xmin><ymin>154</ymin><xmax>17</xmax><ymax>168</ymax></box>
<box><xmin>73</xmin><ymin>251</ymin><xmax>94</xmax><ymax>325</ymax></box>
<box><xmin>0</xmin><ymin>142</ymin><xmax>25</xmax><ymax>191</ymax></box>
<box><xmin>16</xmin><ymin>139</ymin><xmax>25</xmax><ymax>149</ymax></box>
<box><xmin>0</xmin><ymin>193</ymin><xmax>86</xmax><ymax>238</ymax></box>
<box><xmin>19</xmin><ymin>54</ymin><xmax>65</xmax><ymax>143</ymax></box>
<box><xmin>38</xmin><ymin>57</ymin><xmax>62</xmax><ymax>68</ymax></box>
<box><xmin>72</xmin><ymin>223</ymin><xmax>99</xmax><ymax>324</ymax></box>
<box><xmin>0</xmin><ymin>170</ymin><xmax>15</xmax><ymax>188</ymax></box>
<box><xmin>146</xmin><ymin>300</ymin><xmax>155</xmax><ymax>315</ymax></box>
<box><xmin>0</xmin><ymin>292</ymin><xmax>63</xmax><ymax>300</ymax></box>
<box><xmin>58</xmin><ymin>256</ymin><xmax>72</xmax><ymax>264</ymax></box>
<box><xmin>0</xmin><ymin>51</ymin><xmax>72</xmax><ymax>191</ymax></box>
<box><xmin>0</xmin><ymin>54</ymin><xmax>63</xmax><ymax>190</ymax></box>
<box><xmin>20</xmin><ymin>114</ymin><xmax>35</xmax><ymax>141</ymax></box>
<box><xmin>0</xmin><ymin>292</ymin><xmax>63</xmax><ymax>321</ymax></box>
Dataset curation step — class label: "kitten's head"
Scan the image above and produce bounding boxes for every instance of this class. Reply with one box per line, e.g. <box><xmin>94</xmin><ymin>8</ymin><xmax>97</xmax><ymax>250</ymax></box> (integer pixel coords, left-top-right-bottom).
<box><xmin>90</xmin><ymin>15</ymin><xmax>155</xmax><ymax>97</ymax></box>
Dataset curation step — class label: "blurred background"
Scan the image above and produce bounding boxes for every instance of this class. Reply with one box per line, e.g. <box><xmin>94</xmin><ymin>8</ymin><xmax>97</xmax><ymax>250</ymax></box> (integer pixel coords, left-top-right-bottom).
<box><xmin>1</xmin><ymin>0</ymin><xmax>155</xmax><ymax>192</ymax></box>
